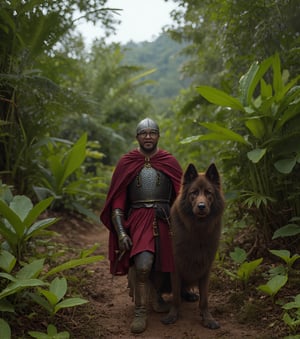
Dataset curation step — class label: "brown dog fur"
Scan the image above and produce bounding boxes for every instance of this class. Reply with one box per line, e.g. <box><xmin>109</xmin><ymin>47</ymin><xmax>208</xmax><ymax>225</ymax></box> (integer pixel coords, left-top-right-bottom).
<box><xmin>162</xmin><ymin>163</ymin><xmax>225</xmax><ymax>329</ymax></box>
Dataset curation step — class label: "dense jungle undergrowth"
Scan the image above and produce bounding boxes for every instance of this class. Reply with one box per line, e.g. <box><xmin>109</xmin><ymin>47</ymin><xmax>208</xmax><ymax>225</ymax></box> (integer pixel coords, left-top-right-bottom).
<box><xmin>4</xmin><ymin>211</ymin><xmax>300</xmax><ymax>339</ymax></box>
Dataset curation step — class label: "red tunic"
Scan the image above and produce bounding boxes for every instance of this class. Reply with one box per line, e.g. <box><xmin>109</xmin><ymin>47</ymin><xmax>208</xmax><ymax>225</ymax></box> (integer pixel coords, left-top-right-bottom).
<box><xmin>100</xmin><ymin>148</ymin><xmax>182</xmax><ymax>275</ymax></box>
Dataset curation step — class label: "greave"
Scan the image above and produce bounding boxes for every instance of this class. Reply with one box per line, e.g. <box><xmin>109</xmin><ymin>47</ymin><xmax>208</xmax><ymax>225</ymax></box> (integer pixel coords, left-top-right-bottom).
<box><xmin>130</xmin><ymin>251</ymin><xmax>154</xmax><ymax>334</ymax></box>
<box><xmin>130</xmin><ymin>274</ymin><xmax>149</xmax><ymax>334</ymax></box>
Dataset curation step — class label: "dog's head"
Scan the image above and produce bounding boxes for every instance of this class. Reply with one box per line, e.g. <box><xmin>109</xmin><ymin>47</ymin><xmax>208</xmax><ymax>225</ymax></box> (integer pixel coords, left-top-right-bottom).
<box><xmin>182</xmin><ymin>163</ymin><xmax>222</xmax><ymax>218</ymax></box>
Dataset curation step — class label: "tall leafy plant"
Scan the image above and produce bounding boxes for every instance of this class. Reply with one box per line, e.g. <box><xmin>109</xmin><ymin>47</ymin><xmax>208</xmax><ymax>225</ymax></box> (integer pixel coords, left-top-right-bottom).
<box><xmin>33</xmin><ymin>133</ymin><xmax>102</xmax><ymax>218</ymax></box>
<box><xmin>0</xmin><ymin>195</ymin><xmax>57</xmax><ymax>260</ymax></box>
<box><xmin>183</xmin><ymin>53</ymin><xmax>300</xmax><ymax>241</ymax></box>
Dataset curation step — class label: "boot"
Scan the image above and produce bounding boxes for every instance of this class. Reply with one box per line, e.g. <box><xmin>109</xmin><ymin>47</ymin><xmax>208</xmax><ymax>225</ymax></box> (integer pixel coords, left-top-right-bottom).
<box><xmin>130</xmin><ymin>279</ymin><xmax>149</xmax><ymax>333</ymax></box>
<box><xmin>131</xmin><ymin>306</ymin><xmax>147</xmax><ymax>334</ymax></box>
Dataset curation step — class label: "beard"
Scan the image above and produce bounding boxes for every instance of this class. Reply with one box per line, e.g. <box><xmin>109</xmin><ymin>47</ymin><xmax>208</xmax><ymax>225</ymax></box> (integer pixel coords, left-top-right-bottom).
<box><xmin>138</xmin><ymin>140</ymin><xmax>158</xmax><ymax>155</ymax></box>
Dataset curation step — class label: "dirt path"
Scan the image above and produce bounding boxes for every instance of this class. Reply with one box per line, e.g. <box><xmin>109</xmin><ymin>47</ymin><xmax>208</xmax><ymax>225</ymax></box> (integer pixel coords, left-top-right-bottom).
<box><xmin>53</xmin><ymin>216</ymin><xmax>277</xmax><ymax>339</ymax></box>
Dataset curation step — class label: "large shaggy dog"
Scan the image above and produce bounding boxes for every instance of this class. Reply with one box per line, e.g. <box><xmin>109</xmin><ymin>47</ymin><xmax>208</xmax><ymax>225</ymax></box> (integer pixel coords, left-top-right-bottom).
<box><xmin>162</xmin><ymin>163</ymin><xmax>225</xmax><ymax>329</ymax></box>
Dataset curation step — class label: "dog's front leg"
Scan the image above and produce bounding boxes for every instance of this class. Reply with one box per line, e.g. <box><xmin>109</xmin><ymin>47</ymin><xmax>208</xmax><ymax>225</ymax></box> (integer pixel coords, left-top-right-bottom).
<box><xmin>161</xmin><ymin>271</ymin><xmax>181</xmax><ymax>324</ymax></box>
<box><xmin>199</xmin><ymin>275</ymin><xmax>220</xmax><ymax>329</ymax></box>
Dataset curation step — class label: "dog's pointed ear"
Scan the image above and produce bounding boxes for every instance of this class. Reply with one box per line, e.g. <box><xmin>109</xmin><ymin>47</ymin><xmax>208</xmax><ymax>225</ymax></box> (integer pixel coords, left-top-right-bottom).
<box><xmin>206</xmin><ymin>163</ymin><xmax>221</xmax><ymax>188</ymax></box>
<box><xmin>183</xmin><ymin>164</ymin><xmax>198</xmax><ymax>184</ymax></box>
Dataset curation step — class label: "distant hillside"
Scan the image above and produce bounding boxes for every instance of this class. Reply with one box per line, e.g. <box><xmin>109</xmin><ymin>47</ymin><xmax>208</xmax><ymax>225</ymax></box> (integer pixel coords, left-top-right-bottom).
<box><xmin>122</xmin><ymin>34</ymin><xmax>190</xmax><ymax>113</ymax></box>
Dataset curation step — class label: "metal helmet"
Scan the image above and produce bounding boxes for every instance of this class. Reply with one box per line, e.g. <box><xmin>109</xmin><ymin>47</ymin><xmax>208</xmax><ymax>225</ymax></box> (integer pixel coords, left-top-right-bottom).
<box><xmin>136</xmin><ymin>118</ymin><xmax>159</xmax><ymax>135</ymax></box>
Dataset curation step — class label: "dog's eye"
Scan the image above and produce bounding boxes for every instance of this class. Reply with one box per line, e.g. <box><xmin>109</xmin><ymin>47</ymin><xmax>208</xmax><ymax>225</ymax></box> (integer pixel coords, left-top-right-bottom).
<box><xmin>205</xmin><ymin>190</ymin><xmax>212</xmax><ymax>196</ymax></box>
<box><xmin>190</xmin><ymin>189</ymin><xmax>199</xmax><ymax>197</ymax></box>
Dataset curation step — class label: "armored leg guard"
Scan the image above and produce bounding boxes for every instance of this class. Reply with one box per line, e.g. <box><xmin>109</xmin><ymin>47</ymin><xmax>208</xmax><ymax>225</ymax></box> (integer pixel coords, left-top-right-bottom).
<box><xmin>130</xmin><ymin>252</ymin><xmax>153</xmax><ymax>334</ymax></box>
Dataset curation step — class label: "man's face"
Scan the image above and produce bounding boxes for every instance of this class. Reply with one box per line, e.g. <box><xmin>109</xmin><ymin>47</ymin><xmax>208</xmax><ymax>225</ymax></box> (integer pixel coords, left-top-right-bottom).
<box><xmin>136</xmin><ymin>129</ymin><xmax>160</xmax><ymax>154</ymax></box>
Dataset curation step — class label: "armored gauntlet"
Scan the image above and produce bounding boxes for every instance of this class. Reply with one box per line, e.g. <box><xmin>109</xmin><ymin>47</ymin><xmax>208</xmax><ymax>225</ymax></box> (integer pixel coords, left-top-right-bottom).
<box><xmin>112</xmin><ymin>209</ymin><xmax>132</xmax><ymax>251</ymax></box>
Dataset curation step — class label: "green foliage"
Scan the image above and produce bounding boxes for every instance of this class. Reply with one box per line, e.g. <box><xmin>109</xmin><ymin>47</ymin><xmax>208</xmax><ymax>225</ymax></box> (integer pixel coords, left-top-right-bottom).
<box><xmin>169</xmin><ymin>0</ymin><xmax>300</xmax><ymax>90</ymax></box>
<box><xmin>185</xmin><ymin>53</ymin><xmax>300</xmax><ymax>241</ymax></box>
<box><xmin>0</xmin><ymin>258</ymin><xmax>46</xmax><ymax>300</ymax></box>
<box><xmin>0</xmin><ymin>318</ymin><xmax>11</xmax><ymax>339</ymax></box>
<box><xmin>257</xmin><ymin>275</ymin><xmax>288</xmax><ymax>303</ymax></box>
<box><xmin>273</xmin><ymin>217</ymin><xmax>300</xmax><ymax>240</ymax></box>
<box><xmin>29</xmin><ymin>324</ymin><xmax>69</xmax><ymax>339</ymax></box>
<box><xmin>225</xmin><ymin>247</ymin><xmax>263</xmax><ymax>289</ymax></box>
<box><xmin>29</xmin><ymin>277</ymin><xmax>88</xmax><ymax>316</ymax></box>
<box><xmin>0</xmin><ymin>194</ymin><xmax>57</xmax><ymax>260</ymax></box>
<box><xmin>282</xmin><ymin>294</ymin><xmax>300</xmax><ymax>336</ymax></box>
<box><xmin>33</xmin><ymin>134</ymin><xmax>104</xmax><ymax>220</ymax></box>
<box><xmin>269</xmin><ymin>250</ymin><xmax>300</xmax><ymax>272</ymax></box>
<box><xmin>0</xmin><ymin>243</ymin><xmax>103</xmax><ymax>337</ymax></box>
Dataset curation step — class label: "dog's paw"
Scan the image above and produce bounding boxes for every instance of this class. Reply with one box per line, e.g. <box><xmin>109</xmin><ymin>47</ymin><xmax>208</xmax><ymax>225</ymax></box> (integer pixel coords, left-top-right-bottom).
<box><xmin>203</xmin><ymin>318</ymin><xmax>220</xmax><ymax>330</ymax></box>
<box><xmin>181</xmin><ymin>289</ymin><xmax>199</xmax><ymax>302</ymax></box>
<box><xmin>161</xmin><ymin>312</ymin><xmax>178</xmax><ymax>325</ymax></box>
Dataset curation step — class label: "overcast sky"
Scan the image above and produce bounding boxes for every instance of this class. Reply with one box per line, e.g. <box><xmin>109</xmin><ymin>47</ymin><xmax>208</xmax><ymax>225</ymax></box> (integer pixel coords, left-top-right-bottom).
<box><xmin>77</xmin><ymin>0</ymin><xmax>177</xmax><ymax>45</ymax></box>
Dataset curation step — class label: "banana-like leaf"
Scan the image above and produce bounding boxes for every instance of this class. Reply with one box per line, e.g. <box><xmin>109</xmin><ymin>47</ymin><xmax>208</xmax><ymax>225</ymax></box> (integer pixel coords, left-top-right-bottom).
<box><xmin>245</xmin><ymin>119</ymin><xmax>266</xmax><ymax>139</ymax></box>
<box><xmin>200</xmin><ymin>122</ymin><xmax>249</xmax><ymax>145</ymax></box>
<box><xmin>197</xmin><ymin>86</ymin><xmax>244</xmax><ymax>110</ymax></box>
<box><xmin>59</xmin><ymin>133</ymin><xmax>87</xmax><ymax>189</ymax></box>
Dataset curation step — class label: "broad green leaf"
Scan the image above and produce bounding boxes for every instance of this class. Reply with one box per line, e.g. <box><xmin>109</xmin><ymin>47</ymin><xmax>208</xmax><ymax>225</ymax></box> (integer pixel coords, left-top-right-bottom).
<box><xmin>80</xmin><ymin>243</ymin><xmax>100</xmax><ymax>259</ymax></box>
<box><xmin>245</xmin><ymin>119</ymin><xmax>266</xmax><ymax>139</ymax></box>
<box><xmin>257</xmin><ymin>274</ymin><xmax>288</xmax><ymax>296</ymax></box>
<box><xmin>16</xmin><ymin>259</ymin><xmax>44</xmax><ymax>279</ymax></box>
<box><xmin>260</xmin><ymin>78</ymin><xmax>273</xmax><ymax>98</ymax></box>
<box><xmin>50</xmin><ymin>277</ymin><xmax>67</xmax><ymax>302</ymax></box>
<box><xmin>247</xmin><ymin>148</ymin><xmax>267</xmax><ymax>163</ymax></box>
<box><xmin>239</xmin><ymin>56</ymin><xmax>273</xmax><ymax>104</ymax></box>
<box><xmin>270</xmin><ymin>249</ymin><xmax>290</xmax><ymax>261</ymax></box>
<box><xmin>237</xmin><ymin>258</ymin><xmax>263</xmax><ymax>281</ymax></box>
<box><xmin>197</xmin><ymin>86</ymin><xmax>244</xmax><ymax>110</ymax></box>
<box><xmin>0</xmin><ymin>272</ymin><xmax>16</xmax><ymax>282</ymax></box>
<box><xmin>0</xmin><ymin>250</ymin><xmax>16</xmax><ymax>273</ymax></box>
<box><xmin>59</xmin><ymin>133</ymin><xmax>87</xmax><ymax>189</ymax></box>
<box><xmin>200</xmin><ymin>122</ymin><xmax>249</xmax><ymax>145</ymax></box>
<box><xmin>44</xmin><ymin>255</ymin><xmax>104</xmax><ymax>277</ymax></box>
<box><xmin>28</xmin><ymin>292</ymin><xmax>52</xmax><ymax>313</ymax></box>
<box><xmin>272</xmin><ymin>53</ymin><xmax>283</xmax><ymax>96</ymax></box>
<box><xmin>0</xmin><ymin>318</ymin><xmax>11</xmax><ymax>339</ymax></box>
<box><xmin>180</xmin><ymin>135</ymin><xmax>201</xmax><ymax>144</ymax></box>
<box><xmin>0</xmin><ymin>279</ymin><xmax>46</xmax><ymax>299</ymax></box>
<box><xmin>23</xmin><ymin>197</ymin><xmax>54</xmax><ymax>228</ymax></box>
<box><xmin>239</xmin><ymin>62</ymin><xmax>260</xmax><ymax>105</ymax></box>
<box><xmin>0</xmin><ymin>199</ymin><xmax>23</xmax><ymax>237</ymax></box>
<box><xmin>275</xmin><ymin>99</ymin><xmax>300</xmax><ymax>131</ymax></box>
<box><xmin>282</xmin><ymin>294</ymin><xmax>300</xmax><ymax>310</ymax></box>
<box><xmin>48</xmin><ymin>154</ymin><xmax>63</xmax><ymax>191</ymax></box>
<box><xmin>47</xmin><ymin>324</ymin><xmax>58</xmax><ymax>335</ymax></box>
<box><xmin>0</xmin><ymin>221</ymin><xmax>17</xmax><ymax>248</ymax></box>
<box><xmin>25</xmin><ymin>217</ymin><xmax>58</xmax><ymax>238</ymax></box>
<box><xmin>54</xmin><ymin>297</ymin><xmax>88</xmax><ymax>313</ymax></box>
<box><xmin>274</xmin><ymin>158</ymin><xmax>296</xmax><ymax>174</ymax></box>
<box><xmin>269</xmin><ymin>249</ymin><xmax>300</xmax><ymax>268</ymax></box>
<box><xmin>39</xmin><ymin>289</ymin><xmax>58</xmax><ymax>306</ymax></box>
<box><xmin>272</xmin><ymin>224</ymin><xmax>300</xmax><ymax>239</ymax></box>
<box><xmin>230</xmin><ymin>247</ymin><xmax>247</xmax><ymax>264</ymax></box>
<box><xmin>10</xmin><ymin>195</ymin><xmax>32</xmax><ymax>221</ymax></box>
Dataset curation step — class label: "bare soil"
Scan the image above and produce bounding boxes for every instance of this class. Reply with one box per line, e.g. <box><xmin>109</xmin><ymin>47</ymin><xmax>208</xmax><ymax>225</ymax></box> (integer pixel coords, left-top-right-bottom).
<box><xmin>20</xmin><ymin>214</ymin><xmax>287</xmax><ymax>339</ymax></box>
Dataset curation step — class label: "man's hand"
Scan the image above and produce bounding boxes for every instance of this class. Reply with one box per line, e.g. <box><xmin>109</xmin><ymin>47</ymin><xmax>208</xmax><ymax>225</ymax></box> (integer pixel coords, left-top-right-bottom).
<box><xmin>118</xmin><ymin>233</ymin><xmax>132</xmax><ymax>252</ymax></box>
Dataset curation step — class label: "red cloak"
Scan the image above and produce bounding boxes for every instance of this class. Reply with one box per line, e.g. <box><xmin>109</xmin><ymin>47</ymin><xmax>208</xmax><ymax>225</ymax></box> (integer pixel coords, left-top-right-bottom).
<box><xmin>100</xmin><ymin>148</ymin><xmax>182</xmax><ymax>275</ymax></box>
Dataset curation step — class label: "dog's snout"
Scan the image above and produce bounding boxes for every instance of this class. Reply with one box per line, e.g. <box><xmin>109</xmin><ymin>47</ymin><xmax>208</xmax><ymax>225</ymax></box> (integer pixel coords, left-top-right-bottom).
<box><xmin>198</xmin><ymin>202</ymin><xmax>206</xmax><ymax>210</ymax></box>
